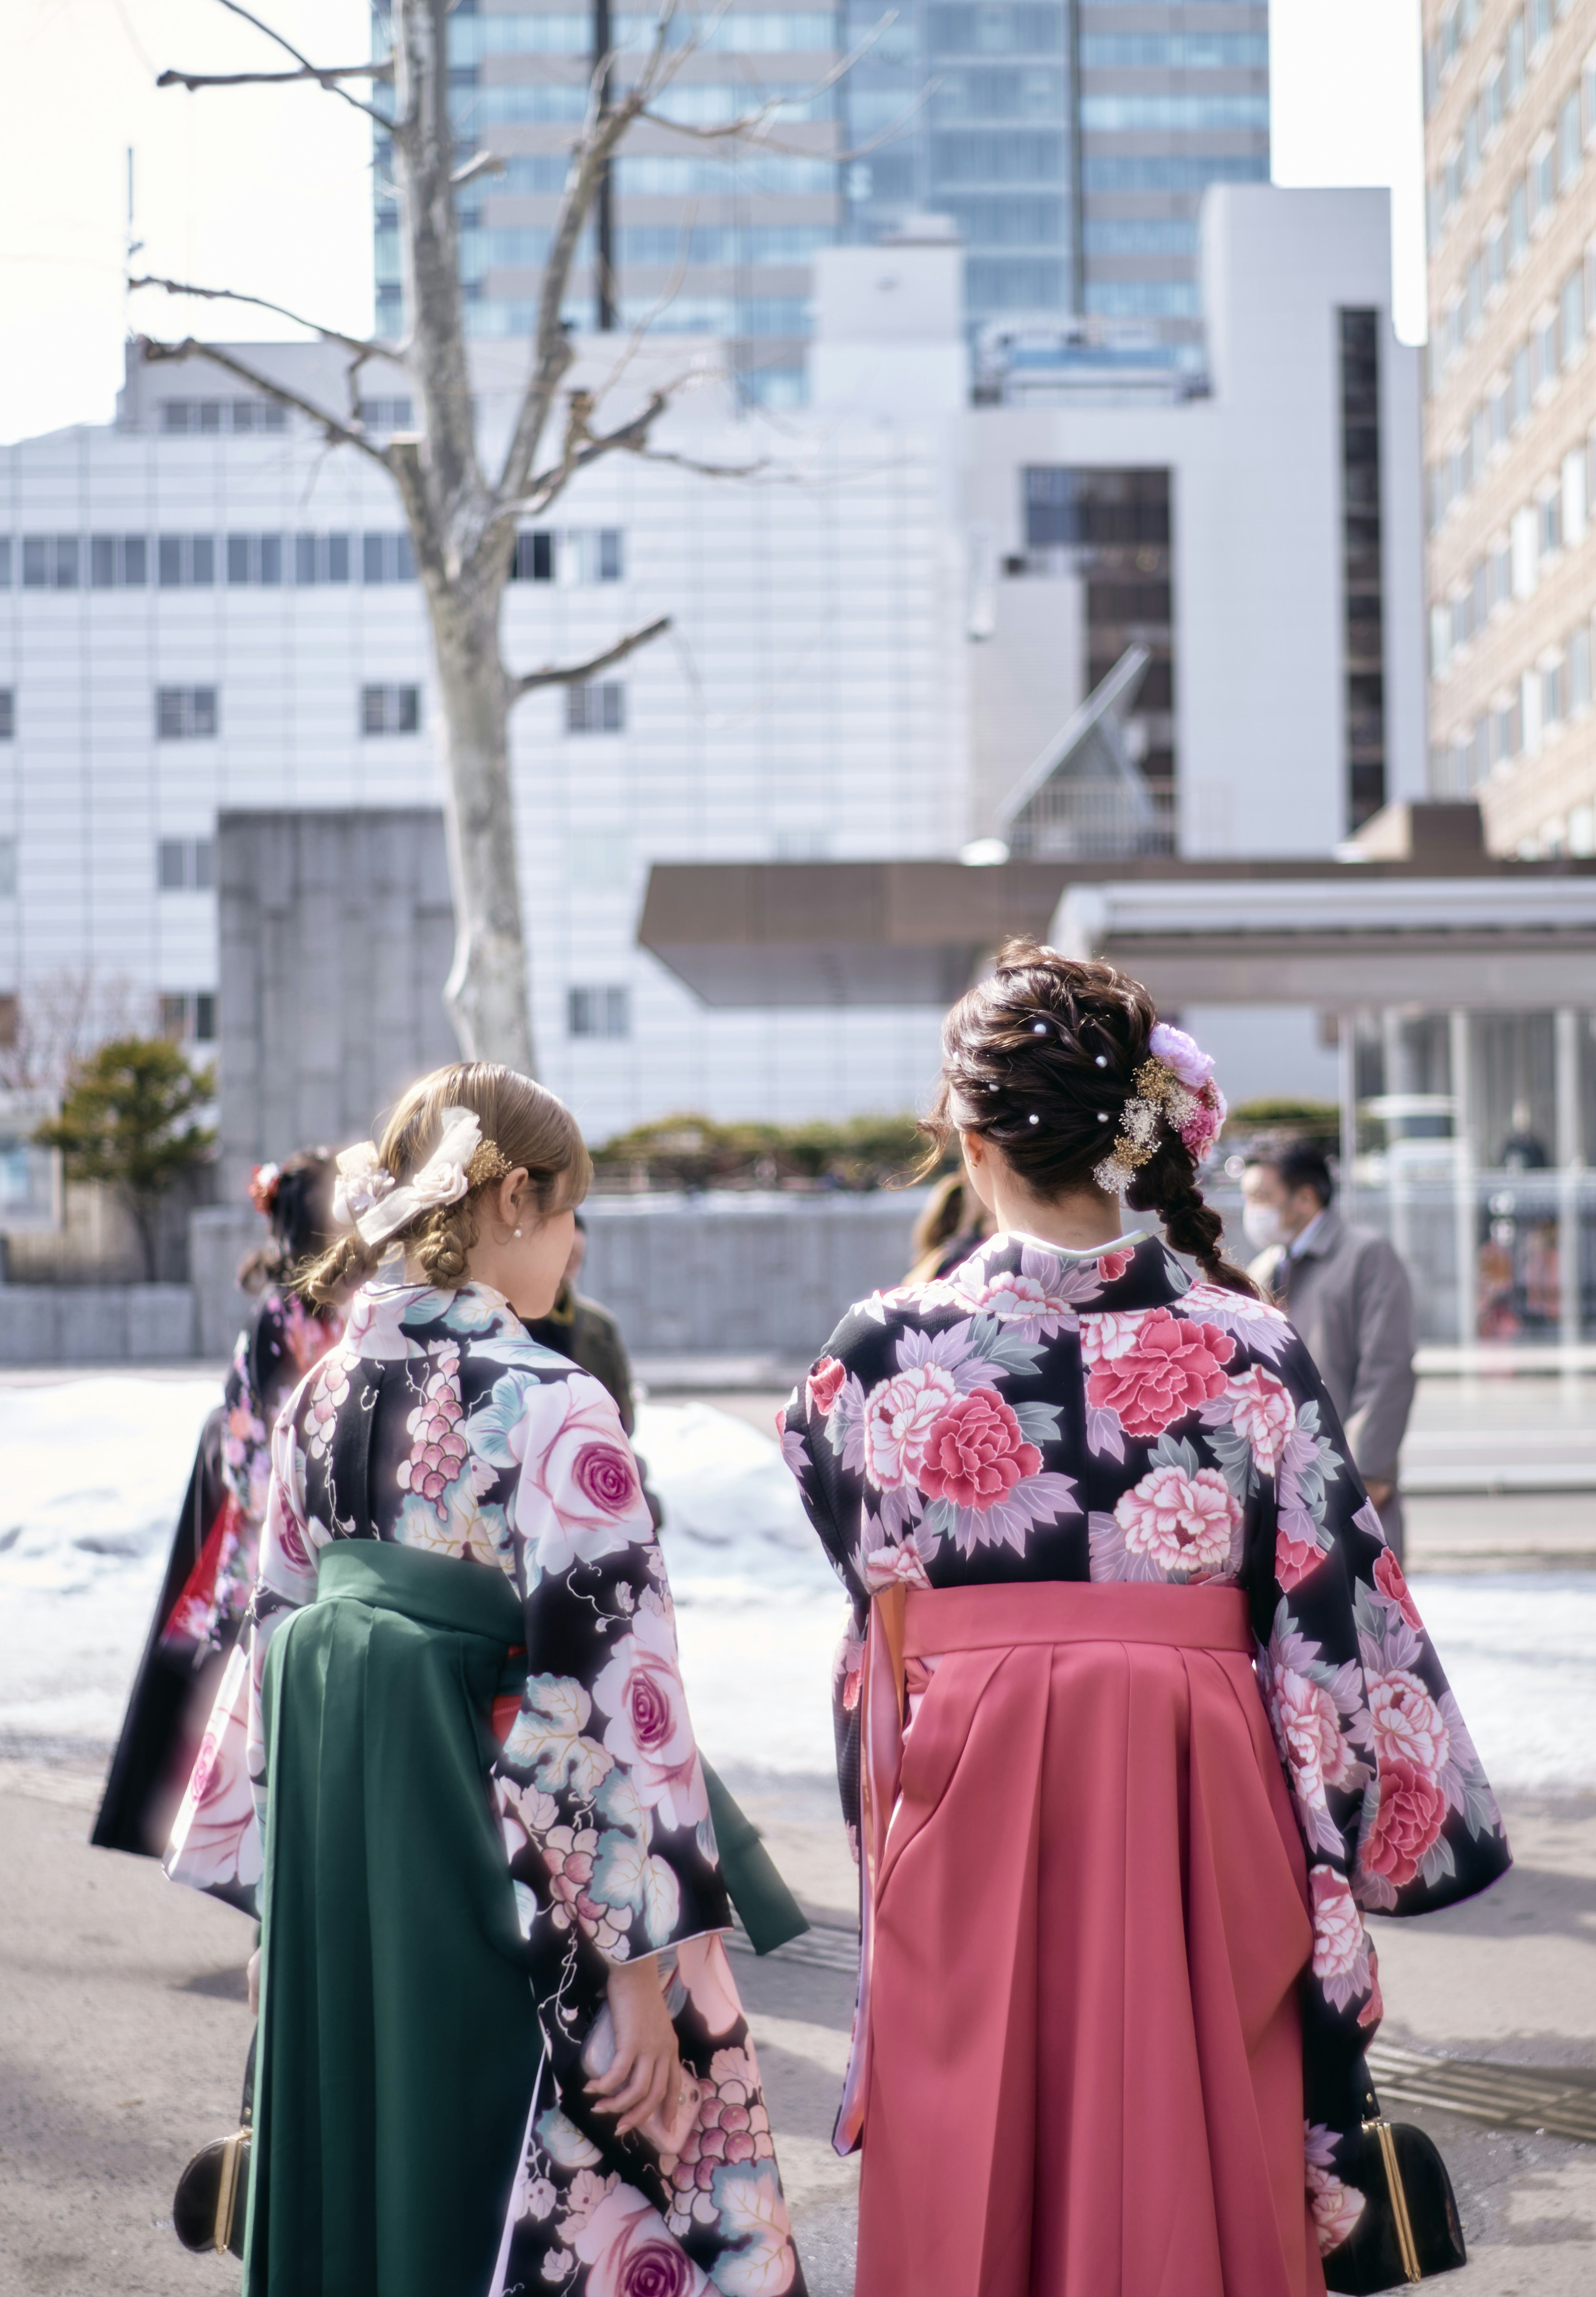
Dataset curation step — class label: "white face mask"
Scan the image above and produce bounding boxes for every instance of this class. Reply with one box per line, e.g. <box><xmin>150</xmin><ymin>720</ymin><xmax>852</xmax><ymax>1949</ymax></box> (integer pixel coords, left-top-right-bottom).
<box><xmin>1241</xmin><ymin>1200</ymin><xmax>1287</xmax><ymax>1253</ymax></box>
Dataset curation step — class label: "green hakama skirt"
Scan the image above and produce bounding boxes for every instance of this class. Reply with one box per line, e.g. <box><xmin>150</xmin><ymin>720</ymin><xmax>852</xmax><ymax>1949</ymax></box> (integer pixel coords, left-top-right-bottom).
<box><xmin>247</xmin><ymin>1539</ymin><xmax>543</xmax><ymax>2297</ymax></box>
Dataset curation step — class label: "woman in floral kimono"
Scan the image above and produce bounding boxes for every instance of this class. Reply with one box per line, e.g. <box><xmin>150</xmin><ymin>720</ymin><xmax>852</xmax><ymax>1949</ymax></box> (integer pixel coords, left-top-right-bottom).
<box><xmin>173</xmin><ymin>1063</ymin><xmax>800</xmax><ymax>2297</ymax></box>
<box><xmin>781</xmin><ymin>941</ymin><xmax>1509</xmax><ymax>2297</ymax></box>
<box><xmin>94</xmin><ymin>1152</ymin><xmax>345</xmax><ymax>1877</ymax></box>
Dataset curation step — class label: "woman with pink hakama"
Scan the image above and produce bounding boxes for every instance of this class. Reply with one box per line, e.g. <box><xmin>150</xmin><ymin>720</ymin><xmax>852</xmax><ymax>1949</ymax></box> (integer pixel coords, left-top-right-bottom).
<box><xmin>781</xmin><ymin>943</ymin><xmax>1509</xmax><ymax>2297</ymax></box>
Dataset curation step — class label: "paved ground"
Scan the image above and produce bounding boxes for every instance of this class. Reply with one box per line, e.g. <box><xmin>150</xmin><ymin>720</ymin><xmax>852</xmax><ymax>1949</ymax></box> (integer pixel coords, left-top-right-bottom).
<box><xmin>3</xmin><ymin>1752</ymin><xmax>1595</xmax><ymax>2297</ymax></box>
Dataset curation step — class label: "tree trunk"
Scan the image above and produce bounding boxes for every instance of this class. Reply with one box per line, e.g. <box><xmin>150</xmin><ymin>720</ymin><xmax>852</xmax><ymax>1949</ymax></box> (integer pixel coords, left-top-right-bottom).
<box><xmin>428</xmin><ymin>580</ymin><xmax>537</xmax><ymax>1075</ymax></box>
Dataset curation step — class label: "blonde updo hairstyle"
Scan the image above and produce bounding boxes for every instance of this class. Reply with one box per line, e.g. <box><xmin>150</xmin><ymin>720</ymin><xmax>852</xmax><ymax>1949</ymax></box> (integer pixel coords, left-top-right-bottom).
<box><xmin>303</xmin><ymin>1062</ymin><xmax>592</xmax><ymax>1305</ymax></box>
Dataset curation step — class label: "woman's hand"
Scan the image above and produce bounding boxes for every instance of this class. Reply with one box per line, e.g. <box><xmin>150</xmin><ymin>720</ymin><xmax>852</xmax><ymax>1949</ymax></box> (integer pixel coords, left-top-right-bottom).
<box><xmin>586</xmin><ymin>1955</ymin><xmax>697</xmax><ymax>2145</ymax></box>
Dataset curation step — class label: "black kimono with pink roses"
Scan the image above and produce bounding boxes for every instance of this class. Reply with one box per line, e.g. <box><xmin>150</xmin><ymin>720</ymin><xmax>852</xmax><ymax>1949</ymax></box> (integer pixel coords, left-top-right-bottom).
<box><xmin>781</xmin><ymin>1229</ymin><xmax>1511</xmax><ymax>2261</ymax></box>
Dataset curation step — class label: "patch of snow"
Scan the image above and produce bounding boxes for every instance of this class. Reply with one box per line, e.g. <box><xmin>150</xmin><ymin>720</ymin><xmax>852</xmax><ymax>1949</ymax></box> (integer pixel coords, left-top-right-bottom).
<box><xmin>1407</xmin><ymin>1572</ymin><xmax>1596</xmax><ymax>1793</ymax></box>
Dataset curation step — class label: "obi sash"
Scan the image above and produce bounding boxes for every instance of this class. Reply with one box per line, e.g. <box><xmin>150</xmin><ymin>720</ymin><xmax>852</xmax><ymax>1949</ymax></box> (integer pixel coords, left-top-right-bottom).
<box><xmin>839</xmin><ymin>1577</ymin><xmax>1253</xmax><ymax>2155</ymax></box>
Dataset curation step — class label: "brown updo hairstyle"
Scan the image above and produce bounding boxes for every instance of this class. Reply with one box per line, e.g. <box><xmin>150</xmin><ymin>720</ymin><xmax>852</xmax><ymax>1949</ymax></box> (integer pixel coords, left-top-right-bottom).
<box><xmin>302</xmin><ymin>1062</ymin><xmax>593</xmax><ymax>1305</ymax></box>
<box><xmin>919</xmin><ymin>938</ymin><xmax>1256</xmax><ymax>1297</ymax></box>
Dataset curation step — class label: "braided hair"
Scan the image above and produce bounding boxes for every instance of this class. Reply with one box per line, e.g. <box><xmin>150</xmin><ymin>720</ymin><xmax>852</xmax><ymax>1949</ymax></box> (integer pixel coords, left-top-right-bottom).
<box><xmin>919</xmin><ymin>938</ymin><xmax>1256</xmax><ymax>1297</ymax></box>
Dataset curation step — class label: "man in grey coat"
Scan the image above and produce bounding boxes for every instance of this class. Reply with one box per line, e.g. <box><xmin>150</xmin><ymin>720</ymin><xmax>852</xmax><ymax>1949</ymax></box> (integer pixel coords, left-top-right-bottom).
<box><xmin>1241</xmin><ymin>1139</ymin><xmax>1418</xmax><ymax>1560</ymax></box>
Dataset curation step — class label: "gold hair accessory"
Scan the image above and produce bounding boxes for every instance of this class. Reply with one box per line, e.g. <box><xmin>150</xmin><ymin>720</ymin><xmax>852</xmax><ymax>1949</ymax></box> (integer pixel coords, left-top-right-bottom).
<box><xmin>466</xmin><ymin>1138</ymin><xmax>512</xmax><ymax>1188</ymax></box>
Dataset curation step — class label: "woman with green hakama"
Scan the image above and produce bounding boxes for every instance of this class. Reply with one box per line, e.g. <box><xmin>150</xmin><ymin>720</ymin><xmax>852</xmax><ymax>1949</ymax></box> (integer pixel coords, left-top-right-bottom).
<box><xmin>172</xmin><ymin>1064</ymin><xmax>805</xmax><ymax>2297</ymax></box>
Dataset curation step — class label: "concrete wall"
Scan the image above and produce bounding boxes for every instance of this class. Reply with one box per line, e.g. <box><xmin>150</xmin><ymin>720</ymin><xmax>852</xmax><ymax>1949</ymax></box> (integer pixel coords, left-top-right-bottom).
<box><xmin>0</xmin><ymin>1284</ymin><xmax>195</xmax><ymax>1364</ymax></box>
<box><xmin>219</xmin><ymin>809</ymin><xmax>457</xmax><ymax>1199</ymax></box>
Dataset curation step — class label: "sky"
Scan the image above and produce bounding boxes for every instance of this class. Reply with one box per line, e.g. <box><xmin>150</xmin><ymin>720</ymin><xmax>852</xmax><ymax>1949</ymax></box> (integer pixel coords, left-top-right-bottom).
<box><xmin>0</xmin><ymin>0</ymin><xmax>1425</xmax><ymax>446</ymax></box>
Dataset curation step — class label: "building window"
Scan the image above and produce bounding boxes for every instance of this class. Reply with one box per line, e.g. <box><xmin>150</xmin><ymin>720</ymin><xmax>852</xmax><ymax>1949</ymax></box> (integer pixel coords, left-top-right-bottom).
<box><xmin>1339</xmin><ymin>310</ymin><xmax>1386</xmax><ymax>831</ymax></box>
<box><xmin>1564</xmin><ymin>267</ymin><xmax>1587</xmax><ymax>362</ymax></box>
<box><xmin>1508</xmin><ymin>175</ymin><xmax>1529</xmax><ymax>264</ymax></box>
<box><xmin>1543</xmin><ymin>655</ymin><xmax>1566</xmax><ymax>727</ymax></box>
<box><xmin>1539</xmin><ymin>488</ymin><xmax>1563</xmax><ymax>558</ymax></box>
<box><xmin>226</xmin><ymin>533</ymin><xmax>285</xmax><ymax>585</ymax></box>
<box><xmin>357</xmin><ymin>397</ymin><xmax>414</xmax><ymax>434</ymax></box>
<box><xmin>1535</xmin><ymin>308</ymin><xmax>1560</xmax><ymax>388</ymax></box>
<box><xmin>566</xmin><ymin>985</ymin><xmax>630</xmax><ymax>1039</ymax></box>
<box><xmin>158</xmin><ymin>399</ymin><xmax>286</xmax><ymax>435</ymax></box>
<box><xmin>569</xmin><ymin>529</ymin><xmax>624</xmax><ymax>583</ymax></box>
<box><xmin>22</xmin><ymin>536</ymin><xmax>80</xmax><ymax>589</ymax></box>
<box><xmin>361</xmin><ymin>531</ymin><xmax>416</xmax><ymax>583</ymax></box>
<box><xmin>0</xmin><ymin>840</ymin><xmax>15</xmax><ymax>900</ymax></box>
<box><xmin>89</xmin><ymin>535</ymin><xmax>148</xmax><ymax>587</ymax></box>
<box><xmin>511</xmin><ymin>530</ymin><xmax>555</xmax><ymax>582</ymax></box>
<box><xmin>157</xmin><ymin>837</ymin><xmax>214</xmax><ymax>891</ymax></box>
<box><xmin>156</xmin><ymin>687</ymin><xmax>218</xmax><ymax>739</ymax></box>
<box><xmin>1507</xmin><ymin>12</ymin><xmax>1526</xmax><ymax>102</ymax></box>
<box><xmin>158</xmin><ymin>535</ymin><xmax>217</xmax><ymax>587</ymax></box>
<box><xmin>1560</xmin><ymin>86</ymin><xmax>1584</xmax><ymax>188</ymax></box>
<box><xmin>293</xmin><ymin>533</ymin><xmax>352</xmax><ymax>585</ymax></box>
<box><xmin>1530</xmin><ymin>134</ymin><xmax>1556</xmax><ymax>220</ymax></box>
<box><xmin>0</xmin><ymin>690</ymin><xmax>11</xmax><ymax>740</ymax></box>
<box><xmin>1571</xmin><ymin>624</ymin><xmax>1593</xmax><ymax>713</ymax></box>
<box><xmin>158</xmin><ymin>991</ymin><xmax>217</xmax><ymax>1043</ymax></box>
<box><xmin>566</xmin><ymin>682</ymin><xmax>626</xmax><ymax>734</ymax></box>
<box><xmin>361</xmin><ymin>684</ymin><xmax>421</xmax><ymax>734</ymax></box>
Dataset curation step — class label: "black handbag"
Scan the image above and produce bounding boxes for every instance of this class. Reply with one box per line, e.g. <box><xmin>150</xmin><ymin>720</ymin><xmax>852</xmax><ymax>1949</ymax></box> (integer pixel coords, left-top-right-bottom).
<box><xmin>1323</xmin><ymin>2093</ymin><xmax>1468</xmax><ymax>2292</ymax></box>
<box><xmin>173</xmin><ymin>2028</ymin><xmax>254</xmax><ymax>2259</ymax></box>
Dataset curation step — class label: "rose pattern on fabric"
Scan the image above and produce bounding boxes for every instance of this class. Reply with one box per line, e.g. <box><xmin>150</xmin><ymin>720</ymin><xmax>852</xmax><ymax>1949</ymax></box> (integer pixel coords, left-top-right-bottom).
<box><xmin>170</xmin><ymin>1276</ymin><xmax>797</xmax><ymax>2297</ymax></box>
<box><xmin>917</xmin><ymin>1389</ymin><xmax>1041</xmax><ymax>1513</ymax></box>
<box><xmin>1083</xmin><ymin>1306</ymin><xmax>1234</xmax><ymax>1440</ymax></box>
<box><xmin>778</xmin><ymin>1228</ymin><xmax>1509</xmax><ymax>2239</ymax></box>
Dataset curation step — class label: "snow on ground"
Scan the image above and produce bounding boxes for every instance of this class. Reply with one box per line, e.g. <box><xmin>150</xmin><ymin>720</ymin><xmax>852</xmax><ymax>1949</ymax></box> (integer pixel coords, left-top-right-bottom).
<box><xmin>0</xmin><ymin>1378</ymin><xmax>1590</xmax><ymax>1794</ymax></box>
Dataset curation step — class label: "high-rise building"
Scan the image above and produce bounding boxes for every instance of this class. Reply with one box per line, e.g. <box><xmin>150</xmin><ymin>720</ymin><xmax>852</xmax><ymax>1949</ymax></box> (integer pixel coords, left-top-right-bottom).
<box><xmin>374</xmin><ymin>0</ymin><xmax>846</xmax><ymax>409</ymax></box>
<box><xmin>844</xmin><ymin>0</ymin><xmax>1270</xmax><ymax>357</ymax></box>
<box><xmin>375</xmin><ymin>2</ymin><xmax>1270</xmax><ymax>397</ymax></box>
<box><xmin>1423</xmin><ymin>0</ymin><xmax>1596</xmax><ymax>856</ymax></box>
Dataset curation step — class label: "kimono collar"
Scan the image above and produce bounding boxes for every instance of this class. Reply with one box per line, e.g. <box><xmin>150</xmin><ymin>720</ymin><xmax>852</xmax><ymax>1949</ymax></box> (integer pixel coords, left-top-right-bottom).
<box><xmin>958</xmin><ymin>1228</ymin><xmax>1189</xmax><ymax>1312</ymax></box>
<box><xmin>360</xmin><ymin>1274</ymin><xmax>525</xmax><ymax>1336</ymax></box>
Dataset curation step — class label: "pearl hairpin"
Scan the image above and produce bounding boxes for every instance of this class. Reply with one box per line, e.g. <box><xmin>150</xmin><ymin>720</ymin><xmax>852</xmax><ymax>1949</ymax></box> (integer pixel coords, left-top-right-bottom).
<box><xmin>1094</xmin><ymin>1055</ymin><xmax>1108</xmax><ymax>1069</ymax></box>
<box><xmin>1096</xmin><ymin>1112</ymin><xmax>1109</xmax><ymax>1122</ymax></box>
<box><xmin>1027</xmin><ymin>1113</ymin><xmax>1040</xmax><ymax>1124</ymax></box>
<box><xmin>1032</xmin><ymin>1021</ymin><xmax>1048</xmax><ymax>1035</ymax></box>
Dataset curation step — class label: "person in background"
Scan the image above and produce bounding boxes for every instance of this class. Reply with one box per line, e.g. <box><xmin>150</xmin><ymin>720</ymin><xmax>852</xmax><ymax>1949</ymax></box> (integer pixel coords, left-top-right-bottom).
<box><xmin>519</xmin><ymin>1209</ymin><xmax>638</xmax><ymax>1431</ymax></box>
<box><xmin>904</xmin><ymin>1169</ymin><xmax>995</xmax><ymax>1285</ymax></box>
<box><xmin>1500</xmin><ymin>1098</ymin><xmax>1551</xmax><ymax>1170</ymax></box>
<box><xmin>93</xmin><ymin>1151</ymin><xmax>349</xmax><ymax>1879</ymax></box>
<box><xmin>1241</xmin><ymin>1138</ymin><xmax>1417</xmax><ymax>1560</ymax></box>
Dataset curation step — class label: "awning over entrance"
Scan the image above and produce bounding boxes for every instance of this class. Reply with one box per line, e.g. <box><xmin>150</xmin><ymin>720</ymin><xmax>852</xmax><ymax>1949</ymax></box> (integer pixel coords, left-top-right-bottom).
<box><xmin>638</xmin><ymin>843</ymin><xmax>1596</xmax><ymax>1012</ymax></box>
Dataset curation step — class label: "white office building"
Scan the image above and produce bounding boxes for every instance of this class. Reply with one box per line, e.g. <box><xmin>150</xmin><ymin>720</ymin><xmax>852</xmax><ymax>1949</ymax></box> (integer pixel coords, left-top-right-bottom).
<box><xmin>0</xmin><ymin>186</ymin><xmax>1419</xmax><ymax>1156</ymax></box>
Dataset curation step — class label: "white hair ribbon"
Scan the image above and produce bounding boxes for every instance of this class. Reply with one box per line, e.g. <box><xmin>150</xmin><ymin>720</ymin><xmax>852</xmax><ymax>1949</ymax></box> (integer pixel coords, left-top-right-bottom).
<box><xmin>332</xmin><ymin>1105</ymin><xmax>484</xmax><ymax>1249</ymax></box>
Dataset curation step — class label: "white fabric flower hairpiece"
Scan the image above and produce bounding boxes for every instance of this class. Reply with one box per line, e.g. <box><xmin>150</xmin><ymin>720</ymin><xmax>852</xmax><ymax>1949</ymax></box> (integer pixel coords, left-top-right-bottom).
<box><xmin>333</xmin><ymin>1105</ymin><xmax>488</xmax><ymax>1249</ymax></box>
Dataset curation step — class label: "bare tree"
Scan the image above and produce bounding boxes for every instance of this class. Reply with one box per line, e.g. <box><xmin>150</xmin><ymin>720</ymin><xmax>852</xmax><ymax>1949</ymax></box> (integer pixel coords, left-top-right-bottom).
<box><xmin>134</xmin><ymin>0</ymin><xmax>853</xmax><ymax>1072</ymax></box>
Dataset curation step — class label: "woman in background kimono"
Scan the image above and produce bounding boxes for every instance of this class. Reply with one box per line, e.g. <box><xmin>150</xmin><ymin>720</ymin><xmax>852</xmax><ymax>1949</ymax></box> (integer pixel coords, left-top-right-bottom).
<box><xmin>172</xmin><ymin>1062</ymin><xmax>801</xmax><ymax>2297</ymax></box>
<box><xmin>782</xmin><ymin>940</ymin><xmax>1510</xmax><ymax>2297</ymax></box>
<box><xmin>93</xmin><ymin>1152</ymin><xmax>345</xmax><ymax>1878</ymax></box>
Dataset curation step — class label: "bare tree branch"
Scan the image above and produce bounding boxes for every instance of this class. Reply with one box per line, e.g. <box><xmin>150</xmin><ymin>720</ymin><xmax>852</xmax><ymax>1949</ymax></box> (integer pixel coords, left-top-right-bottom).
<box><xmin>635</xmin><ymin>444</ymin><xmax>768</xmax><ymax>479</ymax></box>
<box><xmin>129</xmin><ymin>274</ymin><xmax>389</xmax><ymax>362</ymax></box>
<box><xmin>452</xmin><ymin>149</ymin><xmax>507</xmax><ymax>189</ymax></box>
<box><xmin>133</xmin><ymin>336</ymin><xmax>393</xmax><ymax>466</ymax></box>
<box><xmin>156</xmin><ymin>60</ymin><xmax>390</xmax><ymax>90</ymax></box>
<box><xmin>510</xmin><ymin>617</ymin><xmax>671</xmax><ymax>700</ymax></box>
<box><xmin>182</xmin><ymin>0</ymin><xmax>395</xmax><ymax>125</ymax></box>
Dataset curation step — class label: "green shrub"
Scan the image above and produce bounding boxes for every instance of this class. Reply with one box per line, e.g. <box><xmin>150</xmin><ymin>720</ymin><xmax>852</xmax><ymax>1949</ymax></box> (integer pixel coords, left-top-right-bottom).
<box><xmin>590</xmin><ymin>1110</ymin><xmax>937</xmax><ymax>1193</ymax></box>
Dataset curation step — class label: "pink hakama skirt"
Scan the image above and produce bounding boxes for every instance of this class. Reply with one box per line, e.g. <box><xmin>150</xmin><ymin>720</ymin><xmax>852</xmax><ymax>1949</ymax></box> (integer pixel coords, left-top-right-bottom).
<box><xmin>853</xmin><ymin>1580</ymin><xmax>1325</xmax><ymax>2297</ymax></box>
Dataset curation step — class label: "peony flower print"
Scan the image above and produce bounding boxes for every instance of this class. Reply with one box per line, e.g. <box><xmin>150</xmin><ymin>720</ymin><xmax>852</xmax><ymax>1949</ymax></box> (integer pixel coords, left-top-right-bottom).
<box><xmin>1358</xmin><ymin>1757</ymin><xmax>1449</xmax><ymax>1894</ymax></box>
<box><xmin>862</xmin><ymin>1360</ymin><xmax>959</xmax><ymax>1491</ymax></box>
<box><xmin>1308</xmin><ymin>1865</ymin><xmax>1373</xmax><ymax>2011</ymax></box>
<box><xmin>806</xmin><ymin>1357</ymin><xmax>846</xmax><ymax>1416</ymax></box>
<box><xmin>1269</xmin><ymin>1666</ymin><xmax>1366</xmax><ymax>1851</ymax></box>
<box><xmin>1373</xmin><ymin>1548</ymin><xmax>1424</xmax><ymax>1630</ymax></box>
<box><xmin>947</xmin><ymin>1241</ymin><xmax>1108</xmax><ymax>1338</ymax></box>
<box><xmin>1113</xmin><ymin>1459</ymin><xmax>1239</xmax><ymax>1578</ymax></box>
<box><xmin>863</xmin><ymin>1535</ymin><xmax>933</xmax><ymax>1592</ymax></box>
<box><xmin>1367</xmin><ymin>1668</ymin><xmax>1451</xmax><ymax>1779</ymax></box>
<box><xmin>1082</xmin><ymin>1306</ymin><xmax>1234</xmax><ymax>1440</ymax></box>
<box><xmin>1226</xmin><ymin>1365</ymin><xmax>1295</xmax><ymax>1476</ymax></box>
<box><xmin>1304</xmin><ymin>2124</ymin><xmax>1366</xmax><ymax>2256</ymax></box>
<box><xmin>591</xmin><ymin>1603</ymin><xmax>709</xmax><ymax>1832</ymax></box>
<box><xmin>917</xmin><ymin>1388</ymin><xmax>1042</xmax><ymax>1511</ymax></box>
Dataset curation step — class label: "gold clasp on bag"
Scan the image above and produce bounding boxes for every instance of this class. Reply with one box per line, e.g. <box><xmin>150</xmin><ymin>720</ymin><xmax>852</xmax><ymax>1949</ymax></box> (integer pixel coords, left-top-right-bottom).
<box><xmin>212</xmin><ymin>2129</ymin><xmax>249</xmax><ymax>2254</ymax></box>
<box><xmin>1363</xmin><ymin>2117</ymin><xmax>1421</xmax><ymax>2285</ymax></box>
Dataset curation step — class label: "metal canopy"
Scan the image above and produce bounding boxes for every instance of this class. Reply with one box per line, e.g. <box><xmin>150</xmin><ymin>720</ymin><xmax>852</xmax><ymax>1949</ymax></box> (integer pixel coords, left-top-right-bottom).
<box><xmin>637</xmin><ymin>850</ymin><xmax>1596</xmax><ymax>1011</ymax></box>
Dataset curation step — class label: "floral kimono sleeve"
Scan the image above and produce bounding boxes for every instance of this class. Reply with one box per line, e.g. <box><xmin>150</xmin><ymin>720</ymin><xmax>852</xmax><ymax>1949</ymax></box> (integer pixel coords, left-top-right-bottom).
<box><xmin>1245</xmin><ymin>1317</ymin><xmax>1512</xmax><ymax>2167</ymax></box>
<box><xmin>781</xmin><ymin>1346</ymin><xmax>872</xmax><ymax>1863</ymax></box>
<box><xmin>483</xmin><ymin>1368</ymin><xmax>732</xmax><ymax>1967</ymax></box>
